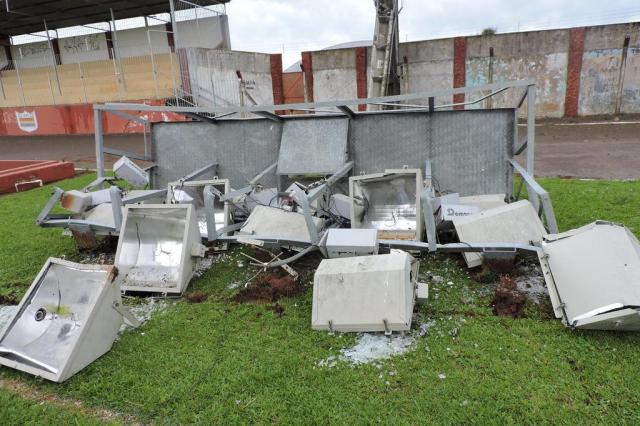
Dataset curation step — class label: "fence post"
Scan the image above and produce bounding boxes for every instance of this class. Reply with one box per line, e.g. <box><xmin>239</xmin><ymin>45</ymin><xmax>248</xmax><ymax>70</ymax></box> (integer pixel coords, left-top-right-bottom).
<box><xmin>15</xmin><ymin>50</ymin><xmax>26</xmax><ymax>107</ymax></box>
<box><xmin>44</xmin><ymin>18</ymin><xmax>62</xmax><ymax>96</ymax></box>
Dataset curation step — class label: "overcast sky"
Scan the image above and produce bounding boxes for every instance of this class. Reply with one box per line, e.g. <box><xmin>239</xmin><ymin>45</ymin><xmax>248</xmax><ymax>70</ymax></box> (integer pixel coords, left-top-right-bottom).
<box><xmin>226</xmin><ymin>0</ymin><xmax>640</xmax><ymax>68</ymax></box>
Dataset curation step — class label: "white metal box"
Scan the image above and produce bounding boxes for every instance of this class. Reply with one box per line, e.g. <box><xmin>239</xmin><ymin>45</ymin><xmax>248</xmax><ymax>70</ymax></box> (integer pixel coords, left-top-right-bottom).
<box><xmin>439</xmin><ymin>203</ymin><xmax>480</xmax><ymax>221</ymax></box>
<box><xmin>113</xmin><ymin>156</ymin><xmax>149</xmax><ymax>187</ymax></box>
<box><xmin>323</xmin><ymin>228</ymin><xmax>378</xmax><ymax>258</ymax></box>
<box><xmin>312</xmin><ymin>251</ymin><xmax>418</xmax><ymax>333</ymax></box>
<box><xmin>115</xmin><ymin>204</ymin><xmax>205</xmax><ymax>294</ymax></box>
<box><xmin>453</xmin><ymin>200</ymin><xmax>546</xmax><ymax>268</ymax></box>
<box><xmin>0</xmin><ymin>258</ymin><xmax>124</xmax><ymax>382</ymax></box>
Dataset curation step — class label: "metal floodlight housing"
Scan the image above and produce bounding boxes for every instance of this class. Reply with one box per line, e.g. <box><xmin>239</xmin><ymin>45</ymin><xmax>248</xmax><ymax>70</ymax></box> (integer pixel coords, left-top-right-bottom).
<box><xmin>113</xmin><ymin>156</ymin><xmax>149</xmax><ymax>187</ymax></box>
<box><xmin>539</xmin><ymin>221</ymin><xmax>640</xmax><ymax>330</ymax></box>
<box><xmin>312</xmin><ymin>250</ymin><xmax>418</xmax><ymax>333</ymax></box>
<box><xmin>166</xmin><ymin>179</ymin><xmax>231</xmax><ymax>240</ymax></box>
<box><xmin>0</xmin><ymin>258</ymin><xmax>124</xmax><ymax>383</ymax></box>
<box><xmin>349</xmin><ymin>168</ymin><xmax>424</xmax><ymax>241</ymax></box>
<box><xmin>115</xmin><ymin>204</ymin><xmax>205</xmax><ymax>294</ymax></box>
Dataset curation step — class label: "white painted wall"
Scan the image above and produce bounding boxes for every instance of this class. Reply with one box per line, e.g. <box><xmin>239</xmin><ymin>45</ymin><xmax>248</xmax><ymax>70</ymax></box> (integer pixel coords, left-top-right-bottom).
<box><xmin>59</xmin><ymin>33</ymin><xmax>109</xmax><ymax>63</ymax></box>
<box><xmin>115</xmin><ymin>25</ymin><xmax>170</xmax><ymax>58</ymax></box>
<box><xmin>7</xmin><ymin>16</ymin><xmax>230</xmax><ymax>69</ymax></box>
<box><xmin>187</xmin><ymin>49</ymin><xmax>273</xmax><ymax>107</ymax></box>
<box><xmin>176</xmin><ymin>15</ymin><xmax>230</xmax><ymax>49</ymax></box>
<box><xmin>11</xmin><ymin>41</ymin><xmax>51</xmax><ymax>68</ymax></box>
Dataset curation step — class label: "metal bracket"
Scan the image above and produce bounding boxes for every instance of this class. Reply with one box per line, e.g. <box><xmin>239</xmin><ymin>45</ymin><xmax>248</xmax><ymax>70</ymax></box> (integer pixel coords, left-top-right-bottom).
<box><xmin>383</xmin><ymin>319</ymin><xmax>391</xmax><ymax>336</ymax></box>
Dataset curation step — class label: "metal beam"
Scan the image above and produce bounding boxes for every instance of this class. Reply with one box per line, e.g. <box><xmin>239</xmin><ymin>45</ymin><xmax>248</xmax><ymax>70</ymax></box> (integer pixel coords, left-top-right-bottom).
<box><xmin>253</xmin><ymin>110</ymin><xmax>282</xmax><ymax>122</ymax></box>
<box><xmin>107</xmin><ymin>109</ymin><xmax>149</xmax><ymax>125</ymax></box>
<box><xmin>97</xmin><ymin>79</ymin><xmax>536</xmax><ymax>115</ymax></box>
<box><xmin>337</xmin><ymin>105</ymin><xmax>356</xmax><ymax>118</ymax></box>
<box><xmin>103</xmin><ymin>147</ymin><xmax>152</xmax><ymax>162</ymax></box>
<box><xmin>94</xmin><ymin>109</ymin><xmax>105</xmax><ymax>178</ymax></box>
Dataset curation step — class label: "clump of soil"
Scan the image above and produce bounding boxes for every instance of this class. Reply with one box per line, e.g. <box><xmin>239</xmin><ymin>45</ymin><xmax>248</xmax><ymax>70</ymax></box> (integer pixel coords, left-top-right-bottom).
<box><xmin>185</xmin><ymin>291</ymin><xmax>208</xmax><ymax>304</ymax></box>
<box><xmin>470</xmin><ymin>265</ymin><xmax>498</xmax><ymax>283</ymax></box>
<box><xmin>491</xmin><ymin>275</ymin><xmax>526</xmax><ymax>318</ymax></box>
<box><xmin>267</xmin><ymin>302</ymin><xmax>285</xmax><ymax>317</ymax></box>
<box><xmin>234</xmin><ymin>272</ymin><xmax>303</xmax><ymax>303</ymax></box>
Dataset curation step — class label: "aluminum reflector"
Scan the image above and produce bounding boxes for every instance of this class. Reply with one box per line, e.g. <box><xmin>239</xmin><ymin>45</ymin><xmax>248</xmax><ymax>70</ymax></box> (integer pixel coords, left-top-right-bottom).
<box><xmin>0</xmin><ymin>258</ymin><xmax>123</xmax><ymax>382</ymax></box>
<box><xmin>115</xmin><ymin>205</ymin><xmax>205</xmax><ymax>294</ymax></box>
<box><xmin>349</xmin><ymin>169</ymin><xmax>423</xmax><ymax>241</ymax></box>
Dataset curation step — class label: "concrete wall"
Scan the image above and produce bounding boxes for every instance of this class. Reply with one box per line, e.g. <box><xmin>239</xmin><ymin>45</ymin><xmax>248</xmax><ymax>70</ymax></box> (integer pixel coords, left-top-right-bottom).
<box><xmin>311</xmin><ymin>48</ymin><xmax>358</xmax><ymax>102</ymax></box>
<box><xmin>59</xmin><ymin>33</ymin><xmax>109</xmax><ymax>63</ymax></box>
<box><xmin>176</xmin><ymin>15</ymin><xmax>230</xmax><ymax>50</ymax></box>
<box><xmin>579</xmin><ymin>23</ymin><xmax>640</xmax><ymax>115</ymax></box>
<box><xmin>401</xmin><ymin>39</ymin><xmax>454</xmax><ymax>106</ymax></box>
<box><xmin>466</xmin><ymin>30</ymin><xmax>568</xmax><ymax>117</ymax></box>
<box><xmin>304</xmin><ymin>21</ymin><xmax>640</xmax><ymax>118</ymax></box>
<box><xmin>187</xmin><ymin>49</ymin><xmax>274</xmax><ymax>107</ymax></box>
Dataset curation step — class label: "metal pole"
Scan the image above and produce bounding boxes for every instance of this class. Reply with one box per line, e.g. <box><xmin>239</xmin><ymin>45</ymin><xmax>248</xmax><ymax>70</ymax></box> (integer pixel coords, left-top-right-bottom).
<box><xmin>43</xmin><ymin>18</ymin><xmax>62</xmax><ymax>96</ymax></box>
<box><xmin>94</xmin><ymin>108</ymin><xmax>105</xmax><ymax>178</ymax></box>
<box><xmin>526</xmin><ymin>84</ymin><xmax>538</xmax><ymax>212</ymax></box>
<box><xmin>47</xmin><ymin>75</ymin><xmax>56</xmax><ymax>104</ymax></box>
<box><xmin>110</xmin><ymin>8</ymin><xmax>126</xmax><ymax>90</ymax></box>
<box><xmin>15</xmin><ymin>48</ymin><xmax>26</xmax><ymax>107</ymax></box>
<box><xmin>147</xmin><ymin>30</ymin><xmax>160</xmax><ymax>98</ymax></box>
<box><xmin>169</xmin><ymin>0</ymin><xmax>180</xmax><ymax>47</ymax></box>
<box><xmin>77</xmin><ymin>52</ymin><xmax>88</xmax><ymax>103</ymax></box>
<box><xmin>526</xmin><ymin>84</ymin><xmax>535</xmax><ymax>176</ymax></box>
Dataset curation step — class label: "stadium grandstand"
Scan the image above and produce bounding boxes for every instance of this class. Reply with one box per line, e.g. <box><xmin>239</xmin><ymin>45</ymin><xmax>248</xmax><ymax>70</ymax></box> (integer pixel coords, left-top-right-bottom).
<box><xmin>0</xmin><ymin>0</ymin><xmax>230</xmax><ymax>108</ymax></box>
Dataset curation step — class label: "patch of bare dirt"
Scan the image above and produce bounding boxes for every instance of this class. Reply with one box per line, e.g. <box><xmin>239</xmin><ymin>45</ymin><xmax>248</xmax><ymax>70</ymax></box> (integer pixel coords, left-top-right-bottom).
<box><xmin>0</xmin><ymin>378</ymin><xmax>141</xmax><ymax>424</ymax></box>
<box><xmin>233</xmin><ymin>272</ymin><xmax>304</xmax><ymax>304</ymax></box>
<box><xmin>491</xmin><ymin>275</ymin><xmax>526</xmax><ymax>318</ymax></box>
<box><xmin>185</xmin><ymin>291</ymin><xmax>208</xmax><ymax>304</ymax></box>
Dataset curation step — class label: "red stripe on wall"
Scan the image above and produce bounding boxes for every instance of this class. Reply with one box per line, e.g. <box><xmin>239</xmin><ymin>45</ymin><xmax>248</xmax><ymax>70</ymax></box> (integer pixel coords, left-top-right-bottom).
<box><xmin>564</xmin><ymin>27</ymin><xmax>586</xmax><ymax>118</ymax></box>
<box><xmin>355</xmin><ymin>47</ymin><xmax>368</xmax><ymax>112</ymax></box>
<box><xmin>0</xmin><ymin>100</ymin><xmax>187</xmax><ymax>136</ymax></box>
<box><xmin>270</xmin><ymin>53</ymin><xmax>284</xmax><ymax>115</ymax></box>
<box><xmin>453</xmin><ymin>36</ymin><xmax>467</xmax><ymax>109</ymax></box>
<box><xmin>301</xmin><ymin>51</ymin><xmax>314</xmax><ymax>103</ymax></box>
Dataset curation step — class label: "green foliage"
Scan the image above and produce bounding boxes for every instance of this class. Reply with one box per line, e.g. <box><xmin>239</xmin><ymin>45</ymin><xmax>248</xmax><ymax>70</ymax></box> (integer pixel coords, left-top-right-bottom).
<box><xmin>2</xmin><ymin>176</ymin><xmax>640</xmax><ymax>423</ymax></box>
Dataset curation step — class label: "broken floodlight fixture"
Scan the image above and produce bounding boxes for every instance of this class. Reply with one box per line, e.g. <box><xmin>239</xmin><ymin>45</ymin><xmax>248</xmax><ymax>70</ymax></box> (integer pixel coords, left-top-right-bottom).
<box><xmin>113</xmin><ymin>156</ymin><xmax>149</xmax><ymax>187</ymax></box>
<box><xmin>539</xmin><ymin>221</ymin><xmax>640</xmax><ymax>331</ymax></box>
<box><xmin>166</xmin><ymin>179</ymin><xmax>231</xmax><ymax>241</ymax></box>
<box><xmin>349</xmin><ymin>168</ymin><xmax>423</xmax><ymax>241</ymax></box>
<box><xmin>0</xmin><ymin>258</ymin><xmax>135</xmax><ymax>383</ymax></box>
<box><xmin>312</xmin><ymin>250</ymin><xmax>419</xmax><ymax>333</ymax></box>
<box><xmin>115</xmin><ymin>205</ymin><xmax>206</xmax><ymax>294</ymax></box>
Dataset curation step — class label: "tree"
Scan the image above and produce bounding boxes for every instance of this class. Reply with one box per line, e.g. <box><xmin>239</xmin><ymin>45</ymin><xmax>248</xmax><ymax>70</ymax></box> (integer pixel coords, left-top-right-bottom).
<box><xmin>481</xmin><ymin>27</ymin><xmax>497</xmax><ymax>36</ymax></box>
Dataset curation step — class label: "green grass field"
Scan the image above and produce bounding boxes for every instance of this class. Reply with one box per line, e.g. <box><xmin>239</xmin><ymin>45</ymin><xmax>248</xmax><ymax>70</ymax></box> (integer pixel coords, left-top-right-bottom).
<box><xmin>1</xmin><ymin>175</ymin><xmax>640</xmax><ymax>424</ymax></box>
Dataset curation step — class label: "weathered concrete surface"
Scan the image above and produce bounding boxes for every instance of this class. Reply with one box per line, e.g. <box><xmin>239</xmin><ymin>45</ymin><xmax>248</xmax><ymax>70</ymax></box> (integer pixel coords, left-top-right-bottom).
<box><xmin>307</xmin><ymin>22</ymin><xmax>640</xmax><ymax>119</ymax></box>
<box><xmin>2</xmin><ymin>122</ymin><xmax>640</xmax><ymax>180</ymax></box>
<box><xmin>187</xmin><ymin>49</ymin><xmax>274</xmax><ymax>107</ymax></box>
<box><xmin>311</xmin><ymin>48</ymin><xmax>358</xmax><ymax>102</ymax></box>
<box><xmin>400</xmin><ymin>39</ymin><xmax>453</xmax><ymax>105</ymax></box>
<box><xmin>579</xmin><ymin>24</ymin><xmax>640</xmax><ymax>116</ymax></box>
<box><xmin>466</xmin><ymin>30</ymin><xmax>568</xmax><ymax>117</ymax></box>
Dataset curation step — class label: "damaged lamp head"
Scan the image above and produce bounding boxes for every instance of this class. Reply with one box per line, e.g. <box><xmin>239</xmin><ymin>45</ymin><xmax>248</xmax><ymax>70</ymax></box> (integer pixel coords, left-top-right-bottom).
<box><xmin>0</xmin><ymin>258</ymin><xmax>127</xmax><ymax>383</ymax></box>
<box><xmin>115</xmin><ymin>204</ymin><xmax>206</xmax><ymax>294</ymax></box>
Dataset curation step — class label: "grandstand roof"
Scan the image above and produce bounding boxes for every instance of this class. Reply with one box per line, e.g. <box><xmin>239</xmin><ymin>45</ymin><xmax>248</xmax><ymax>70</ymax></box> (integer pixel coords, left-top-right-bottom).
<box><xmin>0</xmin><ymin>0</ymin><xmax>229</xmax><ymax>38</ymax></box>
